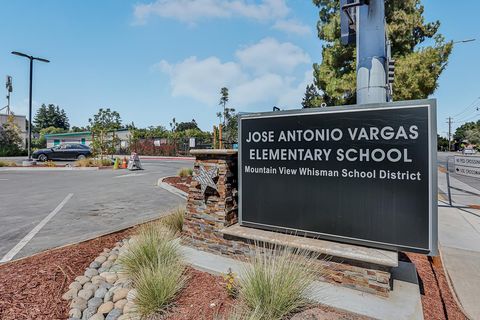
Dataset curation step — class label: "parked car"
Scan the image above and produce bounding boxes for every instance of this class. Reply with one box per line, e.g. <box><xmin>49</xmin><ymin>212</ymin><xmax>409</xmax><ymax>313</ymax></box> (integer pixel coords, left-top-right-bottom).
<box><xmin>463</xmin><ymin>147</ymin><xmax>476</xmax><ymax>155</ymax></box>
<box><xmin>32</xmin><ymin>144</ymin><xmax>92</xmax><ymax>161</ymax></box>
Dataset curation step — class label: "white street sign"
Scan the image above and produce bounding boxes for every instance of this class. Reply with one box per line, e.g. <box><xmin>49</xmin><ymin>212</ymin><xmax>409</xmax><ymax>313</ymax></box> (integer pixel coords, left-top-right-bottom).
<box><xmin>454</xmin><ymin>165</ymin><xmax>480</xmax><ymax>178</ymax></box>
<box><xmin>454</xmin><ymin>155</ymin><xmax>480</xmax><ymax>168</ymax></box>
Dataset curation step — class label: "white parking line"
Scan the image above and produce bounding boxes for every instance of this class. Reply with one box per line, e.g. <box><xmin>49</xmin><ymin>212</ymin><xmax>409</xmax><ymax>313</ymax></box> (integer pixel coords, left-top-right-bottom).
<box><xmin>0</xmin><ymin>193</ymin><xmax>73</xmax><ymax>263</ymax></box>
<box><xmin>114</xmin><ymin>173</ymin><xmax>147</xmax><ymax>178</ymax></box>
<box><xmin>0</xmin><ymin>178</ymin><xmax>8</xmax><ymax>181</ymax></box>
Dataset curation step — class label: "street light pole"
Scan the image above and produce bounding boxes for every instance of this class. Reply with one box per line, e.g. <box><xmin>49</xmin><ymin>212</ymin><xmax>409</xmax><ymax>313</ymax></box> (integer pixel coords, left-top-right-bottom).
<box><xmin>11</xmin><ymin>51</ymin><xmax>50</xmax><ymax>162</ymax></box>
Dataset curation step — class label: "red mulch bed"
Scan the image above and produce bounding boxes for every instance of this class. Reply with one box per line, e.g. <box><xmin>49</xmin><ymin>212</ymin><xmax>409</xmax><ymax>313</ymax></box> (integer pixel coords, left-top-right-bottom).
<box><xmin>0</xmin><ymin>228</ymin><xmax>132</xmax><ymax>320</ymax></box>
<box><xmin>164</xmin><ymin>176</ymin><xmax>192</xmax><ymax>193</ymax></box>
<box><xmin>165</xmin><ymin>268</ymin><xmax>234</xmax><ymax>319</ymax></box>
<box><xmin>405</xmin><ymin>253</ymin><xmax>467</xmax><ymax>320</ymax></box>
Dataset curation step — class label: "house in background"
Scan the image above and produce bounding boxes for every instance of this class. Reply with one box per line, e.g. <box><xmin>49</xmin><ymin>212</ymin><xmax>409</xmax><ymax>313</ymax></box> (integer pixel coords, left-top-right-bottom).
<box><xmin>45</xmin><ymin>129</ymin><xmax>131</xmax><ymax>149</ymax></box>
<box><xmin>0</xmin><ymin>113</ymin><xmax>27</xmax><ymax>148</ymax></box>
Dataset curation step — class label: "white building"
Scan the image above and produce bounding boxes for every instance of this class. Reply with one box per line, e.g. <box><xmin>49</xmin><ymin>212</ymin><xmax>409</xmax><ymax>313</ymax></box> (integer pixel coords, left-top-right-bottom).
<box><xmin>45</xmin><ymin>129</ymin><xmax>131</xmax><ymax>149</ymax></box>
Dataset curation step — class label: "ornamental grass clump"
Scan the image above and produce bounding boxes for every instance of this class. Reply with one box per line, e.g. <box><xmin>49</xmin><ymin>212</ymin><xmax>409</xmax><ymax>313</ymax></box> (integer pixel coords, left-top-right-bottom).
<box><xmin>178</xmin><ymin>167</ymin><xmax>193</xmax><ymax>177</ymax></box>
<box><xmin>236</xmin><ymin>245</ymin><xmax>320</xmax><ymax>320</ymax></box>
<box><xmin>161</xmin><ymin>206</ymin><xmax>185</xmax><ymax>234</ymax></box>
<box><xmin>74</xmin><ymin>158</ymin><xmax>112</xmax><ymax>167</ymax></box>
<box><xmin>133</xmin><ymin>259</ymin><xmax>187</xmax><ymax>317</ymax></box>
<box><xmin>0</xmin><ymin>160</ymin><xmax>16</xmax><ymax>167</ymax></box>
<box><xmin>118</xmin><ymin>223</ymin><xmax>181</xmax><ymax>278</ymax></box>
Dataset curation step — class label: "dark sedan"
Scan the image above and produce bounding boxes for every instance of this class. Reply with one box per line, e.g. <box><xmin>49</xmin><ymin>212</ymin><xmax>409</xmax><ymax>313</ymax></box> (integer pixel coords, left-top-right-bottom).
<box><xmin>33</xmin><ymin>143</ymin><xmax>92</xmax><ymax>161</ymax></box>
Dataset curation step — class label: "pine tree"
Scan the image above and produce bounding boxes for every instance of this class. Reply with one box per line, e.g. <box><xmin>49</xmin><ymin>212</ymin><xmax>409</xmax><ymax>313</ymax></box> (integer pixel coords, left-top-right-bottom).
<box><xmin>312</xmin><ymin>0</ymin><xmax>452</xmax><ymax>105</ymax></box>
<box><xmin>302</xmin><ymin>84</ymin><xmax>323</xmax><ymax>108</ymax></box>
<box><xmin>33</xmin><ymin>104</ymin><xmax>70</xmax><ymax>131</ymax></box>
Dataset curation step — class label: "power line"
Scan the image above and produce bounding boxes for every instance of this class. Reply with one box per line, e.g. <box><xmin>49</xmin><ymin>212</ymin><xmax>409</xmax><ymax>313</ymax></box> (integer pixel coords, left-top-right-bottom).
<box><xmin>451</xmin><ymin>96</ymin><xmax>480</xmax><ymax>118</ymax></box>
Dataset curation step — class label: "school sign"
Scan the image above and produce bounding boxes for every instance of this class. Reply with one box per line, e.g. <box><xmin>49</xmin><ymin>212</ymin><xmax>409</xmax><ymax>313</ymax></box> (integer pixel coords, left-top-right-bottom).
<box><xmin>239</xmin><ymin>100</ymin><xmax>437</xmax><ymax>254</ymax></box>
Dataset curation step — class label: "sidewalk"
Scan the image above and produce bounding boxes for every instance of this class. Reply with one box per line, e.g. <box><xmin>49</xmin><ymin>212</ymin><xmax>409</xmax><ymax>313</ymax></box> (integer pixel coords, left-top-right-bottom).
<box><xmin>438</xmin><ymin>169</ymin><xmax>480</xmax><ymax>207</ymax></box>
<box><xmin>437</xmin><ymin>169</ymin><xmax>480</xmax><ymax>319</ymax></box>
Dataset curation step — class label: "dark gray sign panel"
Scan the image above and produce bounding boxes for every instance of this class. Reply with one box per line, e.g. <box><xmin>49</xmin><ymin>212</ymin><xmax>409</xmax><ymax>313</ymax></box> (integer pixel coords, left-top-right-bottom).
<box><xmin>239</xmin><ymin>100</ymin><xmax>437</xmax><ymax>254</ymax></box>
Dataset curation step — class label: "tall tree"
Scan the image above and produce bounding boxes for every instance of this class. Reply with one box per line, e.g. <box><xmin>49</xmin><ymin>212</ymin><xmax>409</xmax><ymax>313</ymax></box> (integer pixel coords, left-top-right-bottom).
<box><xmin>302</xmin><ymin>84</ymin><xmax>323</xmax><ymax>108</ymax></box>
<box><xmin>33</xmin><ymin>104</ymin><xmax>70</xmax><ymax>131</ymax></box>
<box><xmin>0</xmin><ymin>115</ymin><xmax>23</xmax><ymax>156</ymax></box>
<box><xmin>312</xmin><ymin>0</ymin><xmax>452</xmax><ymax>105</ymax></box>
<box><xmin>454</xmin><ymin>121</ymin><xmax>479</xmax><ymax>143</ymax></box>
<box><xmin>88</xmin><ymin>108</ymin><xmax>122</xmax><ymax>158</ymax></box>
<box><xmin>219</xmin><ymin>87</ymin><xmax>229</xmax><ymax>127</ymax></box>
<box><xmin>176</xmin><ymin>119</ymin><xmax>199</xmax><ymax>132</ymax></box>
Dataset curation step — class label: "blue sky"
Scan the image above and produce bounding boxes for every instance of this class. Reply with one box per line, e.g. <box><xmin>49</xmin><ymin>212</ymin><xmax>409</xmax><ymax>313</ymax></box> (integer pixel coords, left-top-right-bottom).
<box><xmin>0</xmin><ymin>0</ymin><xmax>478</xmax><ymax>136</ymax></box>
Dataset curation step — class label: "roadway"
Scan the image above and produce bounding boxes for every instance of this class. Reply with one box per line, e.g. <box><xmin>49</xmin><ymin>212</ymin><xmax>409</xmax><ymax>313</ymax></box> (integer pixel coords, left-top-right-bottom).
<box><xmin>0</xmin><ymin>159</ymin><xmax>193</xmax><ymax>261</ymax></box>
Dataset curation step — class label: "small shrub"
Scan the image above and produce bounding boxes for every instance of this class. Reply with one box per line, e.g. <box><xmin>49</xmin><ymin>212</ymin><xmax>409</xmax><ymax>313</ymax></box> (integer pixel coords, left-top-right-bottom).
<box><xmin>118</xmin><ymin>223</ymin><xmax>181</xmax><ymax>278</ymax></box>
<box><xmin>44</xmin><ymin>160</ymin><xmax>56</xmax><ymax>167</ymax></box>
<box><xmin>178</xmin><ymin>167</ymin><xmax>193</xmax><ymax>178</ymax></box>
<box><xmin>223</xmin><ymin>268</ymin><xmax>238</xmax><ymax>298</ymax></box>
<box><xmin>134</xmin><ymin>261</ymin><xmax>187</xmax><ymax>317</ymax></box>
<box><xmin>236</xmin><ymin>245</ymin><xmax>320</xmax><ymax>320</ymax></box>
<box><xmin>0</xmin><ymin>160</ymin><xmax>16</xmax><ymax>167</ymax></box>
<box><xmin>74</xmin><ymin>158</ymin><xmax>113</xmax><ymax>167</ymax></box>
<box><xmin>161</xmin><ymin>207</ymin><xmax>185</xmax><ymax>233</ymax></box>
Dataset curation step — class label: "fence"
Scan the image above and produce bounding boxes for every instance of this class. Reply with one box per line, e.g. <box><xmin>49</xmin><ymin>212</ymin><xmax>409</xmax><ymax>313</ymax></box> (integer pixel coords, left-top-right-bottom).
<box><xmin>119</xmin><ymin>138</ymin><xmax>212</xmax><ymax>156</ymax></box>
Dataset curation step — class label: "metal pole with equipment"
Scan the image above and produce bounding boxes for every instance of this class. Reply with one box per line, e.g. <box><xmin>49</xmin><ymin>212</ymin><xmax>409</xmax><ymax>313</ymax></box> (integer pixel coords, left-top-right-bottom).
<box><xmin>340</xmin><ymin>0</ymin><xmax>388</xmax><ymax>104</ymax></box>
<box><xmin>11</xmin><ymin>51</ymin><xmax>50</xmax><ymax>162</ymax></box>
<box><xmin>1</xmin><ymin>76</ymin><xmax>13</xmax><ymax>115</ymax></box>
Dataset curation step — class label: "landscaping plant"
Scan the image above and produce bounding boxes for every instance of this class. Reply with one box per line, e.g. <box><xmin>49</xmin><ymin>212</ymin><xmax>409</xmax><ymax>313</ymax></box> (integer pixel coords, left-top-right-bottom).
<box><xmin>133</xmin><ymin>259</ymin><xmax>187</xmax><ymax>317</ymax></box>
<box><xmin>44</xmin><ymin>160</ymin><xmax>56</xmax><ymax>167</ymax></box>
<box><xmin>161</xmin><ymin>206</ymin><xmax>185</xmax><ymax>234</ymax></box>
<box><xmin>74</xmin><ymin>158</ymin><xmax>112</xmax><ymax>167</ymax></box>
<box><xmin>235</xmin><ymin>244</ymin><xmax>320</xmax><ymax>320</ymax></box>
<box><xmin>118</xmin><ymin>223</ymin><xmax>182</xmax><ymax>278</ymax></box>
<box><xmin>0</xmin><ymin>160</ymin><xmax>16</xmax><ymax>167</ymax></box>
<box><xmin>178</xmin><ymin>167</ymin><xmax>193</xmax><ymax>178</ymax></box>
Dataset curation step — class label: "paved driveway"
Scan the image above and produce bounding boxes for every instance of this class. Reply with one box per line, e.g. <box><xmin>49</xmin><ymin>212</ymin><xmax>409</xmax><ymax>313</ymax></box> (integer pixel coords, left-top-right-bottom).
<box><xmin>0</xmin><ymin>159</ymin><xmax>192</xmax><ymax>261</ymax></box>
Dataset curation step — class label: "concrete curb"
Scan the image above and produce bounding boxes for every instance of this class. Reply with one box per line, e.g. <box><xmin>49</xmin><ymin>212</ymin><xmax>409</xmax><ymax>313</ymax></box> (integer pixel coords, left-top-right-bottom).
<box><xmin>438</xmin><ymin>245</ymin><xmax>473</xmax><ymax>320</ymax></box>
<box><xmin>0</xmin><ymin>216</ymin><xmax>166</xmax><ymax>267</ymax></box>
<box><xmin>157</xmin><ymin>176</ymin><xmax>188</xmax><ymax>200</ymax></box>
<box><xmin>140</xmin><ymin>156</ymin><xmax>194</xmax><ymax>161</ymax></box>
<box><xmin>0</xmin><ymin>166</ymin><xmax>100</xmax><ymax>171</ymax></box>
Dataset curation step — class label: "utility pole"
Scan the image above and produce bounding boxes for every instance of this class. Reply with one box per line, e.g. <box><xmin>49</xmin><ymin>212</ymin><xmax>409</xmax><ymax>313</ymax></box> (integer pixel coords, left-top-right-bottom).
<box><xmin>447</xmin><ymin>117</ymin><xmax>453</xmax><ymax>152</ymax></box>
<box><xmin>356</xmin><ymin>0</ymin><xmax>387</xmax><ymax>104</ymax></box>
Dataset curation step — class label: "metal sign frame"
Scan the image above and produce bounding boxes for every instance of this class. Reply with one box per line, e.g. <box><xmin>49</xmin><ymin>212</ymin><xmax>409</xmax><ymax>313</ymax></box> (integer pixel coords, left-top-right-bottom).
<box><xmin>238</xmin><ymin>99</ymin><xmax>438</xmax><ymax>254</ymax></box>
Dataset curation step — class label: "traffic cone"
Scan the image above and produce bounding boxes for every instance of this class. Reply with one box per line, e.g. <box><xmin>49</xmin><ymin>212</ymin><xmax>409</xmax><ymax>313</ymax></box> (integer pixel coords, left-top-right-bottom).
<box><xmin>122</xmin><ymin>157</ymin><xmax>128</xmax><ymax>169</ymax></box>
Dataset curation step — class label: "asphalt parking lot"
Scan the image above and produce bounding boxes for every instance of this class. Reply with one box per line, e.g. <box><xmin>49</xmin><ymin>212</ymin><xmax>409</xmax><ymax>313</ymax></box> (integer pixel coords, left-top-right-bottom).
<box><xmin>0</xmin><ymin>159</ymin><xmax>193</xmax><ymax>261</ymax></box>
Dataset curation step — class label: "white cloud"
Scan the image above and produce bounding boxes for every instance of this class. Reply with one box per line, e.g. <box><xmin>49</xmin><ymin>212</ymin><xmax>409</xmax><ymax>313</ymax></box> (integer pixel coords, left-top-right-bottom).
<box><xmin>133</xmin><ymin>0</ymin><xmax>289</xmax><ymax>25</ymax></box>
<box><xmin>235</xmin><ymin>38</ymin><xmax>310</xmax><ymax>75</ymax></box>
<box><xmin>156</xmin><ymin>38</ymin><xmax>312</xmax><ymax>110</ymax></box>
<box><xmin>156</xmin><ymin>56</ymin><xmax>246</xmax><ymax>105</ymax></box>
<box><xmin>273</xmin><ymin>19</ymin><xmax>311</xmax><ymax>36</ymax></box>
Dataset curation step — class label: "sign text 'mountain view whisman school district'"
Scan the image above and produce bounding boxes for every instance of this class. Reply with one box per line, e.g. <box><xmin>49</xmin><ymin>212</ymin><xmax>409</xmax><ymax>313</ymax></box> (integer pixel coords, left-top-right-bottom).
<box><xmin>239</xmin><ymin>100</ymin><xmax>437</xmax><ymax>254</ymax></box>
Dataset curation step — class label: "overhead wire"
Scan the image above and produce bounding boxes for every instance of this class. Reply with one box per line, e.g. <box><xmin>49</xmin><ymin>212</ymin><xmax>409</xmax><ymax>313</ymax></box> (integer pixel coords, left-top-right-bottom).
<box><xmin>451</xmin><ymin>96</ymin><xmax>480</xmax><ymax>118</ymax></box>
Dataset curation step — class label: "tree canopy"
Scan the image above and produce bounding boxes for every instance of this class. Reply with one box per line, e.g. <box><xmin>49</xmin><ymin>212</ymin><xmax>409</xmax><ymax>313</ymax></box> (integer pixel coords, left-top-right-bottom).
<box><xmin>0</xmin><ymin>115</ymin><xmax>23</xmax><ymax>156</ymax></box>
<box><xmin>302</xmin><ymin>84</ymin><xmax>323</xmax><ymax>108</ymax></box>
<box><xmin>88</xmin><ymin>108</ymin><xmax>122</xmax><ymax>158</ymax></box>
<box><xmin>34</xmin><ymin>104</ymin><xmax>70</xmax><ymax>131</ymax></box>
<box><xmin>311</xmin><ymin>0</ymin><xmax>452</xmax><ymax>105</ymax></box>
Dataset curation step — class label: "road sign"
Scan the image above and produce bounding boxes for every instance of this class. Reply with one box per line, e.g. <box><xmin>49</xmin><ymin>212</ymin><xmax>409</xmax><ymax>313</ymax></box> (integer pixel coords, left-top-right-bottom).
<box><xmin>239</xmin><ymin>99</ymin><xmax>437</xmax><ymax>254</ymax></box>
<box><xmin>454</xmin><ymin>165</ymin><xmax>480</xmax><ymax>178</ymax></box>
<box><xmin>454</xmin><ymin>155</ymin><xmax>480</xmax><ymax>178</ymax></box>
